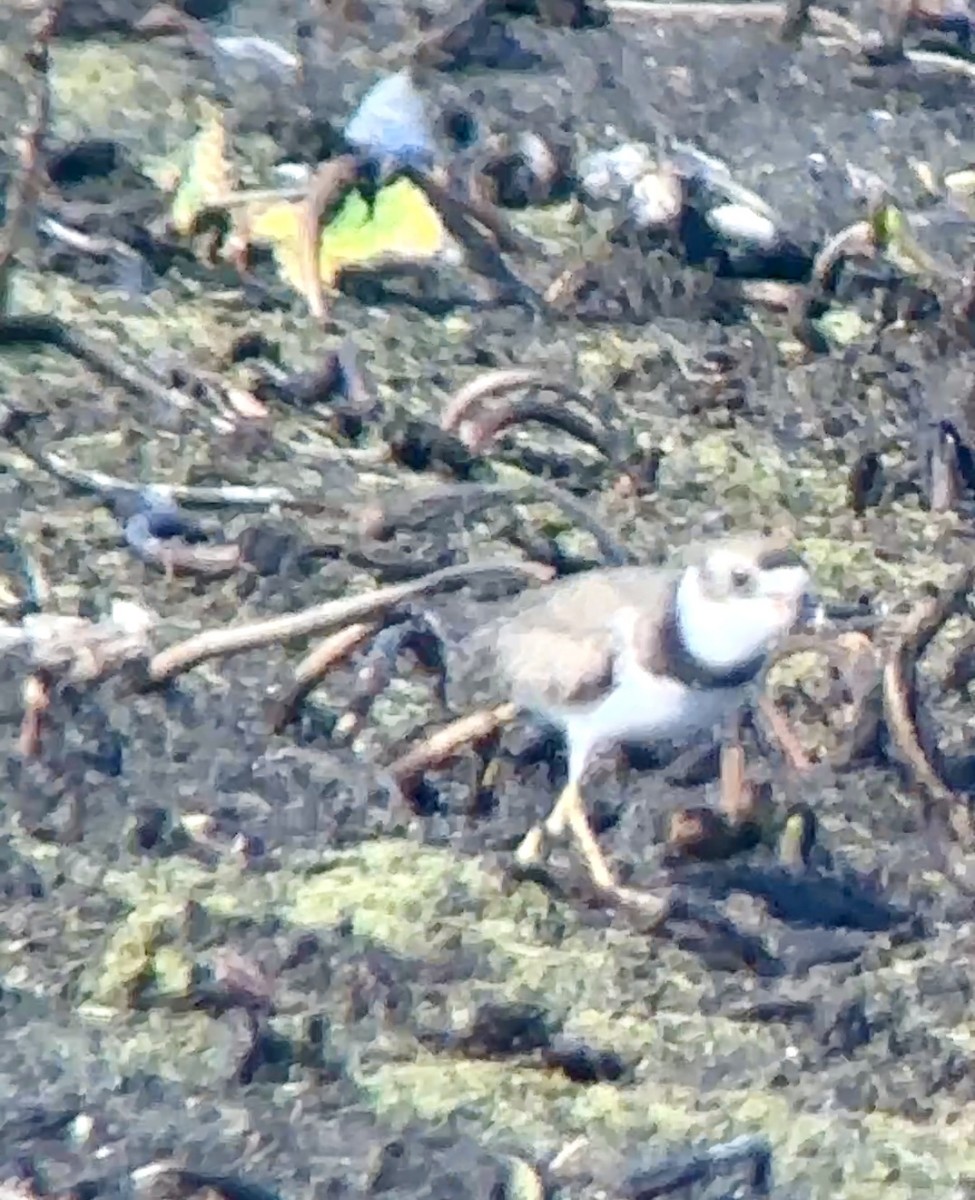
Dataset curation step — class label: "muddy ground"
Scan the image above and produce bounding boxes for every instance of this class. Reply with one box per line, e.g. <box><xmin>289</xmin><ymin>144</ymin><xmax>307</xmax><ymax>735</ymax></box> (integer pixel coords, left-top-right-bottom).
<box><xmin>0</xmin><ymin>1</ymin><xmax>975</xmax><ymax>1197</ymax></box>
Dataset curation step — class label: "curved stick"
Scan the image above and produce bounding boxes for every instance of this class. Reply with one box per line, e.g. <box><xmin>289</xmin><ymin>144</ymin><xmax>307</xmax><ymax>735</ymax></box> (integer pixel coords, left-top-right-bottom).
<box><xmin>360</xmin><ymin>478</ymin><xmax>636</xmax><ymax>567</ymax></box>
<box><xmin>460</xmin><ymin>394</ymin><xmax>614</xmax><ymax>459</ymax></box>
<box><xmin>297</xmin><ymin>156</ymin><xmax>361</xmax><ymax>322</ymax></box>
<box><xmin>268</xmin><ymin>621</ymin><xmax>380</xmax><ymax>734</ymax></box>
<box><xmin>442</xmin><ymin>368</ymin><xmax>585</xmax><ymax>433</ymax></box>
<box><xmin>147</xmin><ymin>559</ymin><xmax>553</xmax><ymax>685</ymax></box>
<box><xmin>387</xmin><ymin>702</ymin><xmax>519</xmax><ymax>785</ymax></box>
<box><xmin>881</xmin><ymin>568</ymin><xmax>974</xmax><ymax>805</ymax></box>
<box><xmin>759</xmin><ymin>632</ymin><xmax>878</xmax><ymax>770</ymax></box>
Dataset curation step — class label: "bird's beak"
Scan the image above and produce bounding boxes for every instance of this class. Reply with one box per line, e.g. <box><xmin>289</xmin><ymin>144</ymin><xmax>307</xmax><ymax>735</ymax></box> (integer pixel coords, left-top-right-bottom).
<box><xmin>760</xmin><ymin>565</ymin><xmax>815</xmax><ymax>629</ymax></box>
<box><xmin>795</xmin><ymin>588</ymin><xmax>822</xmax><ymax>630</ymax></box>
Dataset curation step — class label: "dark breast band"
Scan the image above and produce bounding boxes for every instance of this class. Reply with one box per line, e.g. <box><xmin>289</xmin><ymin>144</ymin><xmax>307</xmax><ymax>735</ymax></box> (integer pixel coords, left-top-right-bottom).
<box><xmin>635</xmin><ymin>581</ymin><xmax>767</xmax><ymax>690</ymax></box>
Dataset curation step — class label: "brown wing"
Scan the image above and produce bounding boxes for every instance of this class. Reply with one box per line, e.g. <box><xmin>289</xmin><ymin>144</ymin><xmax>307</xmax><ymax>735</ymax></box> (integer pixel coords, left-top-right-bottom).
<box><xmin>495</xmin><ymin>621</ymin><xmax>615</xmax><ymax>710</ymax></box>
<box><xmin>491</xmin><ymin>565</ymin><xmax>678</xmax><ymax>712</ymax></box>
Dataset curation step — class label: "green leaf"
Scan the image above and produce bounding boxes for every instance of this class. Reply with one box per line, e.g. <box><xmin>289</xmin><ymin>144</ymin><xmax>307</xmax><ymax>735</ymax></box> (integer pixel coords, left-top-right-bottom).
<box><xmin>813</xmin><ymin>306</ymin><xmax>870</xmax><ymax>346</ymax></box>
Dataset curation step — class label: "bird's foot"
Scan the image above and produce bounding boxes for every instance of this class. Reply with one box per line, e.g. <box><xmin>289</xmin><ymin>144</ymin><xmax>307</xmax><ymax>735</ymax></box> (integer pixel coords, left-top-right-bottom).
<box><xmin>514</xmin><ymin>781</ymin><xmax>619</xmax><ymax>892</ymax></box>
<box><xmin>513</xmin><ymin>822</ymin><xmax>549</xmax><ymax>868</ymax></box>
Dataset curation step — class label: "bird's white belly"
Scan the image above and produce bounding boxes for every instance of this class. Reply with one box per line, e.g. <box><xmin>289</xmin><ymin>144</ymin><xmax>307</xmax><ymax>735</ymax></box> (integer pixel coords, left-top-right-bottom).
<box><xmin>551</xmin><ymin>666</ymin><xmax>744</xmax><ymax>779</ymax></box>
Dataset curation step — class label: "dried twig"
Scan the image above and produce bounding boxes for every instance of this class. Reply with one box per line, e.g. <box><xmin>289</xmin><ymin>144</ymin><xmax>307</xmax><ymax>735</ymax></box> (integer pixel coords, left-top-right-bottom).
<box><xmin>809</xmin><ymin>221</ymin><xmax>876</xmax><ymax>295</ymax></box>
<box><xmin>147</xmin><ymin>559</ymin><xmax>553</xmax><ymax>685</ymax></box>
<box><xmin>905</xmin><ymin>46</ymin><xmax>975</xmax><ymax>78</ymax></box>
<box><xmin>606</xmin><ymin>0</ymin><xmax>975</xmax><ymax>75</ymax></box>
<box><xmin>881</xmin><ymin>569</ymin><xmax>974</xmax><ymax>809</ymax></box>
<box><xmin>409</xmin><ymin>165</ymin><xmax>538</xmax><ymax>259</ymax></box>
<box><xmin>0</xmin><ymin>3</ymin><xmax>60</xmax><ymax>312</ymax></box>
<box><xmin>38</xmin><ymin>213</ymin><xmax>148</xmax><ymax>287</ymax></box>
<box><xmin>606</xmin><ymin>0</ymin><xmax>862</xmax><ymax>40</ymax></box>
<box><xmin>332</xmin><ymin>610</ymin><xmax>449</xmax><ymax>743</ymax></box>
<box><xmin>268</xmin><ymin>620</ymin><xmax>380</xmax><ymax>733</ymax></box>
<box><xmin>387</xmin><ymin>701</ymin><xmax>518</xmax><ymax>785</ymax></box>
<box><xmin>402</xmin><ymin>166</ymin><xmax>542</xmax><ymax>305</ymax></box>
<box><xmin>441</xmin><ymin>368</ymin><xmax>572</xmax><ymax>433</ymax></box>
<box><xmin>460</xmin><ymin>395</ymin><xmax>614</xmax><ymax>458</ymax></box>
<box><xmin>440</xmin><ymin>368</ymin><xmax>612</xmax><ymax>458</ymax></box>
<box><xmin>756</xmin><ymin>693</ymin><xmax>813</xmax><ymax>771</ymax></box>
<box><xmin>879</xmin><ymin>570</ymin><xmax>975</xmax><ymax>891</ymax></box>
<box><xmin>759</xmin><ymin>632</ymin><xmax>881</xmax><ymax>770</ymax></box>
<box><xmin>0</xmin><ymin>314</ymin><xmax>204</xmax><ymax>414</ymax></box>
<box><xmin>18</xmin><ymin>669</ymin><xmax>51</xmax><ymax>758</ymax></box>
<box><xmin>0</xmin><ymin>407</ymin><xmax>355</xmax><ymax>513</ymax></box>
<box><xmin>297</xmin><ymin>155</ymin><xmax>361</xmax><ymax>322</ymax></box>
<box><xmin>360</xmin><ymin>478</ymin><xmax>636</xmax><ymax>566</ymax></box>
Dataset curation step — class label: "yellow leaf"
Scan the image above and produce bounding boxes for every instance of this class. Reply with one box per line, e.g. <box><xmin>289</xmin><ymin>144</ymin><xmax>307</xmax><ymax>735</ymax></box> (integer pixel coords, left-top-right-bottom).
<box><xmin>170</xmin><ymin>99</ymin><xmax>237</xmax><ymax>237</ymax></box>
<box><xmin>246</xmin><ymin>179</ymin><xmax>448</xmax><ymax>299</ymax></box>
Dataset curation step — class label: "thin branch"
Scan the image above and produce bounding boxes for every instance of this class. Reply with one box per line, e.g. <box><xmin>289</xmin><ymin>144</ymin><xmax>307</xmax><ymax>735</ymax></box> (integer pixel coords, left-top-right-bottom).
<box><xmin>268</xmin><ymin>621</ymin><xmax>380</xmax><ymax>733</ymax></box>
<box><xmin>605</xmin><ymin>0</ymin><xmax>863</xmax><ymax>40</ymax></box>
<box><xmin>759</xmin><ymin>632</ymin><xmax>878</xmax><ymax>769</ymax></box>
<box><xmin>810</xmin><ymin>220</ymin><xmax>876</xmax><ymax>295</ymax></box>
<box><xmin>461</xmin><ymin>395</ymin><xmax>615</xmax><ymax>458</ymax></box>
<box><xmin>881</xmin><ymin>569</ymin><xmax>974</xmax><ymax>806</ymax></box>
<box><xmin>440</xmin><ymin>368</ymin><xmax>612</xmax><ymax>457</ymax></box>
<box><xmin>386</xmin><ymin>701</ymin><xmax>518</xmax><ymax>785</ymax></box>
<box><xmin>147</xmin><ymin>559</ymin><xmax>554</xmax><ymax>685</ymax></box>
<box><xmin>359</xmin><ymin>478</ymin><xmax>636</xmax><ymax>566</ymax></box>
<box><xmin>0</xmin><ymin>2</ymin><xmax>61</xmax><ymax>312</ymax></box>
<box><xmin>606</xmin><ymin>0</ymin><xmax>975</xmax><ymax>75</ymax></box>
<box><xmin>0</xmin><ymin>314</ymin><xmax>207</xmax><ymax>414</ymax></box>
<box><xmin>4</xmin><ymin>435</ymin><xmax>345</xmax><ymax>513</ymax></box>
<box><xmin>331</xmin><ymin>610</ymin><xmax>449</xmax><ymax>742</ymax></box>
<box><xmin>441</xmin><ymin>368</ymin><xmax>568</xmax><ymax>433</ymax></box>
<box><xmin>401</xmin><ymin>166</ymin><xmax>542</xmax><ymax>305</ymax></box>
<box><xmin>297</xmin><ymin>155</ymin><xmax>361</xmax><ymax>322</ymax></box>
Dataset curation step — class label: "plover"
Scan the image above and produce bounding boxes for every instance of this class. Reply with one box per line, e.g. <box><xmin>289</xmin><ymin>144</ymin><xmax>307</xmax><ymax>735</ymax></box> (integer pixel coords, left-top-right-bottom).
<box><xmin>453</xmin><ymin>535</ymin><xmax>814</xmax><ymax>895</ymax></box>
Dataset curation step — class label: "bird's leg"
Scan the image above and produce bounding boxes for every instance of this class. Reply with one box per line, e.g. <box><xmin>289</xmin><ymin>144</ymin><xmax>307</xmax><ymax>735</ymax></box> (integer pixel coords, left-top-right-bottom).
<box><xmin>514</xmin><ymin>779</ymin><xmax>618</xmax><ymax>892</ymax></box>
<box><xmin>553</xmin><ymin>781</ymin><xmax>618</xmax><ymax>891</ymax></box>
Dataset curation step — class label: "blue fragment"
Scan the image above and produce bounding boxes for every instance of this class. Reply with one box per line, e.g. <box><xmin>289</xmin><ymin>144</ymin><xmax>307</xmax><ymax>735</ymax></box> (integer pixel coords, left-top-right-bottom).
<box><xmin>344</xmin><ymin>69</ymin><xmax>436</xmax><ymax>172</ymax></box>
<box><xmin>123</xmin><ymin>489</ymin><xmax>208</xmax><ymax>561</ymax></box>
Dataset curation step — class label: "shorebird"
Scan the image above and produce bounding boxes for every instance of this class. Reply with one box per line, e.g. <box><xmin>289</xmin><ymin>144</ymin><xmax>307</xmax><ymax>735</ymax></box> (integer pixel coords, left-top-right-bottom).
<box><xmin>451</xmin><ymin>534</ymin><xmax>815</xmax><ymax>896</ymax></box>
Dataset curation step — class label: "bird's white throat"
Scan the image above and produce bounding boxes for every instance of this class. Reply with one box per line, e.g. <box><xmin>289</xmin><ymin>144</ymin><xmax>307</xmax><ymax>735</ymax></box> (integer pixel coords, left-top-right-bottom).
<box><xmin>675</xmin><ymin>562</ymin><xmax>808</xmax><ymax>672</ymax></box>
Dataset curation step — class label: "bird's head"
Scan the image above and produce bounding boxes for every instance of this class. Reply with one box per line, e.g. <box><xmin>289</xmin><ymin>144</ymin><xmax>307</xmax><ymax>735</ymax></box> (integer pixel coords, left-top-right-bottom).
<box><xmin>675</xmin><ymin>536</ymin><xmax>814</xmax><ymax>672</ymax></box>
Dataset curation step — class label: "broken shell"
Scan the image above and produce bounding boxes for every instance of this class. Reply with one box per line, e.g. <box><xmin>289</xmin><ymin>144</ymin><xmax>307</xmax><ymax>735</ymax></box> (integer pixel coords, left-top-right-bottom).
<box><xmin>628</xmin><ymin>169</ymin><xmax>684</xmax><ymax>230</ymax></box>
<box><xmin>212</xmin><ymin>35</ymin><xmax>299</xmax><ymax>76</ymax></box>
<box><xmin>578</xmin><ymin>142</ymin><xmax>653</xmax><ymax>204</ymax></box>
<box><xmin>946</xmin><ymin>167</ymin><xmax>975</xmax><ymax>196</ymax></box>
<box><xmin>518</xmin><ymin>131</ymin><xmax>559</xmax><ymax>186</ymax></box>
<box><xmin>706</xmin><ymin>203</ymin><xmax>780</xmax><ymax>250</ymax></box>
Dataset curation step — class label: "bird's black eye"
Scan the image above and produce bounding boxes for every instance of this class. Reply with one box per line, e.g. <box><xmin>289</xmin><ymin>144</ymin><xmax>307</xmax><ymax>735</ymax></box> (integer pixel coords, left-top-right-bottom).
<box><xmin>731</xmin><ymin>566</ymin><xmax>753</xmax><ymax>591</ymax></box>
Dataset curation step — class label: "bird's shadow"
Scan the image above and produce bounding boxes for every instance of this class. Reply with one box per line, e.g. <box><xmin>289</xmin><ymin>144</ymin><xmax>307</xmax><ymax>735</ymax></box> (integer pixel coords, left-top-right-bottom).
<box><xmin>671</xmin><ymin>858</ymin><xmax>913</xmax><ymax>935</ymax></box>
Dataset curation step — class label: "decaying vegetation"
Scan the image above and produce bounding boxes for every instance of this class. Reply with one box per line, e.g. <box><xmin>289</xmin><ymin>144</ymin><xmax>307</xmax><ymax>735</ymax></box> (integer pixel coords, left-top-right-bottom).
<box><xmin>2</xmin><ymin>0</ymin><xmax>975</xmax><ymax>1194</ymax></box>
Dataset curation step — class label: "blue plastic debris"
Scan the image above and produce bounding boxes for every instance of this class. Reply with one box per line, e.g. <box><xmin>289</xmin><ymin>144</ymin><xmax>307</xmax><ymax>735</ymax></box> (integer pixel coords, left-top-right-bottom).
<box><xmin>122</xmin><ymin>488</ymin><xmax>208</xmax><ymax>562</ymax></box>
<box><xmin>344</xmin><ymin>68</ymin><xmax>436</xmax><ymax>172</ymax></box>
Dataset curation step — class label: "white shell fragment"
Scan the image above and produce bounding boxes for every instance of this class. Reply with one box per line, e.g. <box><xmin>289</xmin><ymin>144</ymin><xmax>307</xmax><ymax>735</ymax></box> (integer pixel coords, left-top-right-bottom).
<box><xmin>669</xmin><ymin>139</ymin><xmax>779</xmax><ymax>224</ymax></box>
<box><xmin>212</xmin><ymin>36</ymin><xmax>299</xmax><ymax>76</ymax></box>
<box><xmin>273</xmin><ymin>161</ymin><xmax>312</xmax><ymax>185</ymax></box>
<box><xmin>578</xmin><ymin>142</ymin><xmax>653</xmax><ymax>203</ymax></box>
<box><xmin>706</xmin><ymin>203</ymin><xmax>780</xmax><ymax>250</ymax></box>
<box><xmin>628</xmin><ymin>169</ymin><xmax>684</xmax><ymax>230</ymax></box>
<box><xmin>344</xmin><ymin>68</ymin><xmax>436</xmax><ymax>170</ymax></box>
<box><xmin>518</xmin><ymin>131</ymin><xmax>558</xmax><ymax>185</ymax></box>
